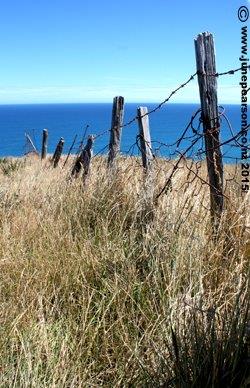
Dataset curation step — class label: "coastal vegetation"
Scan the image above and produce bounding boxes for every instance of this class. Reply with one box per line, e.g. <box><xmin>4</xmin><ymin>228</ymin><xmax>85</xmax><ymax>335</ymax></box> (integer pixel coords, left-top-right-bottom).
<box><xmin>0</xmin><ymin>155</ymin><xmax>249</xmax><ymax>387</ymax></box>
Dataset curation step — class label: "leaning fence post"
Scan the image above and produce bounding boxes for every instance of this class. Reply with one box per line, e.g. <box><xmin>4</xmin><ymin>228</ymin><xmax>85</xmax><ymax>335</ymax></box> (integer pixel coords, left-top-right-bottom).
<box><xmin>195</xmin><ymin>32</ymin><xmax>224</xmax><ymax>229</ymax></box>
<box><xmin>24</xmin><ymin>133</ymin><xmax>39</xmax><ymax>155</ymax></box>
<box><xmin>41</xmin><ymin>129</ymin><xmax>48</xmax><ymax>160</ymax></box>
<box><xmin>71</xmin><ymin>135</ymin><xmax>94</xmax><ymax>183</ymax></box>
<box><xmin>52</xmin><ymin>137</ymin><xmax>64</xmax><ymax>168</ymax></box>
<box><xmin>107</xmin><ymin>96</ymin><xmax>124</xmax><ymax>168</ymax></box>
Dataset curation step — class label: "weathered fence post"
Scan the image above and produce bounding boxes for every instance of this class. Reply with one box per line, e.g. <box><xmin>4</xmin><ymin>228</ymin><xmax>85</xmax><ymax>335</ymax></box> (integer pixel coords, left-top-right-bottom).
<box><xmin>41</xmin><ymin>129</ymin><xmax>48</xmax><ymax>160</ymax></box>
<box><xmin>52</xmin><ymin>137</ymin><xmax>64</xmax><ymax>168</ymax></box>
<box><xmin>107</xmin><ymin>96</ymin><xmax>124</xmax><ymax>168</ymax></box>
<box><xmin>71</xmin><ymin>135</ymin><xmax>94</xmax><ymax>183</ymax></box>
<box><xmin>137</xmin><ymin>107</ymin><xmax>153</xmax><ymax>171</ymax></box>
<box><xmin>137</xmin><ymin>106</ymin><xmax>155</xmax><ymax>225</ymax></box>
<box><xmin>195</xmin><ymin>32</ymin><xmax>223</xmax><ymax>229</ymax></box>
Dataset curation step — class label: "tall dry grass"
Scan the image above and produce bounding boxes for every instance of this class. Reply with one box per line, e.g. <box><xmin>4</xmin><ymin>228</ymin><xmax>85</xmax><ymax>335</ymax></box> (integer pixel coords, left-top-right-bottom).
<box><xmin>0</xmin><ymin>155</ymin><xmax>249</xmax><ymax>387</ymax></box>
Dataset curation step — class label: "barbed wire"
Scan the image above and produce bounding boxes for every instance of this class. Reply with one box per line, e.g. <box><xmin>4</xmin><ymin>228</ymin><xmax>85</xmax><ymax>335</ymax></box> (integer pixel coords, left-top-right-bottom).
<box><xmin>93</xmin><ymin>64</ymin><xmax>249</xmax><ymax>142</ymax></box>
<box><xmin>201</xmin><ymin>65</ymin><xmax>250</xmax><ymax>77</ymax></box>
<box><xmin>1</xmin><ymin>64</ymin><xmax>248</xmax><ymax>212</ymax></box>
<box><xmin>11</xmin><ymin>64</ymin><xmax>248</xmax><ymax>158</ymax></box>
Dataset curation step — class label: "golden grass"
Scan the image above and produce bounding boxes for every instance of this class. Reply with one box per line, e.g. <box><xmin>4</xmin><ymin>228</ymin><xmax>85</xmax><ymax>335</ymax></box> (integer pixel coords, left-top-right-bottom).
<box><xmin>0</xmin><ymin>155</ymin><xmax>249</xmax><ymax>387</ymax></box>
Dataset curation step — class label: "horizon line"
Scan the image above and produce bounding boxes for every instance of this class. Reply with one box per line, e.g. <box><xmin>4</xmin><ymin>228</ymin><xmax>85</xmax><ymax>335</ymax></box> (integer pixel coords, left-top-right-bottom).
<box><xmin>0</xmin><ymin>101</ymin><xmax>241</xmax><ymax>106</ymax></box>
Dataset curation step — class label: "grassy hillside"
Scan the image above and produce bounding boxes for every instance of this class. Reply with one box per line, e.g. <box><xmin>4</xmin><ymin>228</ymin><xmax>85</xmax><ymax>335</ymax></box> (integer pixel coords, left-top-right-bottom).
<box><xmin>0</xmin><ymin>155</ymin><xmax>249</xmax><ymax>387</ymax></box>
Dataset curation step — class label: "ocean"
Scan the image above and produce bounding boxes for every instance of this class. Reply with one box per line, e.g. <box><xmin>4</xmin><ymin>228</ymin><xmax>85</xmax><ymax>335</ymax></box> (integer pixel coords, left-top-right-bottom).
<box><xmin>0</xmin><ymin>103</ymin><xmax>241</xmax><ymax>162</ymax></box>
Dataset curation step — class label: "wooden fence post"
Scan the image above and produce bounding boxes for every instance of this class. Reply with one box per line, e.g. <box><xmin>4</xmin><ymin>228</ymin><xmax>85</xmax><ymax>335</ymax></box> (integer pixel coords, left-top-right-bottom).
<box><xmin>107</xmin><ymin>96</ymin><xmax>124</xmax><ymax>168</ymax></box>
<box><xmin>137</xmin><ymin>107</ymin><xmax>153</xmax><ymax>171</ymax></box>
<box><xmin>137</xmin><ymin>106</ymin><xmax>155</xmax><ymax>225</ymax></box>
<box><xmin>71</xmin><ymin>135</ymin><xmax>94</xmax><ymax>182</ymax></box>
<box><xmin>195</xmin><ymin>32</ymin><xmax>223</xmax><ymax>229</ymax></box>
<box><xmin>52</xmin><ymin>137</ymin><xmax>64</xmax><ymax>168</ymax></box>
<box><xmin>41</xmin><ymin>129</ymin><xmax>48</xmax><ymax>160</ymax></box>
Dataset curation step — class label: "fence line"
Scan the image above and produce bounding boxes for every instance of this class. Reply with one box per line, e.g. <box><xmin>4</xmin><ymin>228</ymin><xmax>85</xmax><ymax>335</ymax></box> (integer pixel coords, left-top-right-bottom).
<box><xmin>1</xmin><ymin>31</ymin><xmax>248</xmax><ymax>231</ymax></box>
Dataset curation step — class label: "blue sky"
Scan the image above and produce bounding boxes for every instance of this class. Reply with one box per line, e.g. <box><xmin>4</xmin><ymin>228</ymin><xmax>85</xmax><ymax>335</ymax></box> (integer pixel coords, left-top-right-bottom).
<box><xmin>0</xmin><ymin>0</ymin><xmax>248</xmax><ymax>104</ymax></box>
